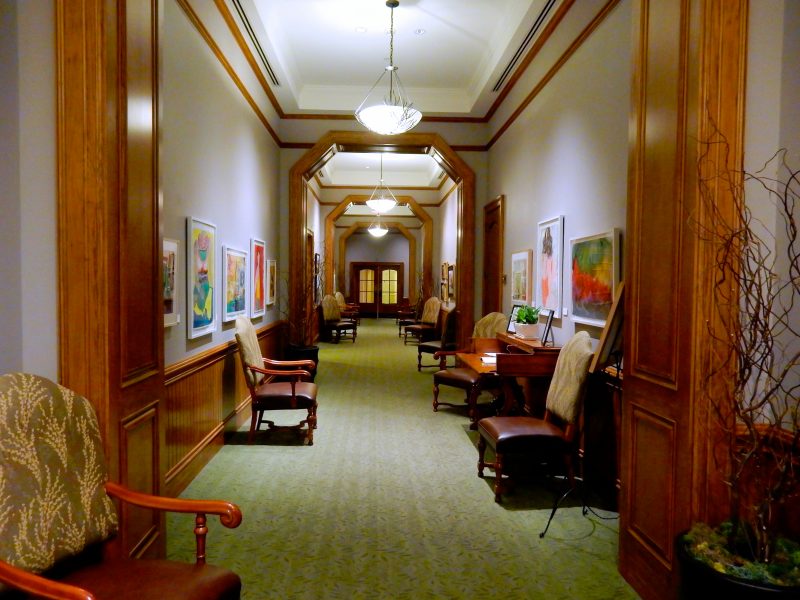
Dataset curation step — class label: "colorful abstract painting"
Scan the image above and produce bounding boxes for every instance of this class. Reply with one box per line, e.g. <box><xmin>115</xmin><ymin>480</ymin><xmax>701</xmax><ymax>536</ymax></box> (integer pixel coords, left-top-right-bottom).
<box><xmin>251</xmin><ymin>238</ymin><xmax>266</xmax><ymax>317</ymax></box>
<box><xmin>535</xmin><ymin>215</ymin><xmax>564</xmax><ymax>317</ymax></box>
<box><xmin>223</xmin><ymin>246</ymin><xmax>247</xmax><ymax>322</ymax></box>
<box><xmin>267</xmin><ymin>260</ymin><xmax>277</xmax><ymax>306</ymax></box>
<box><xmin>186</xmin><ymin>217</ymin><xmax>217</xmax><ymax>338</ymax></box>
<box><xmin>570</xmin><ymin>229</ymin><xmax>620</xmax><ymax>326</ymax></box>
<box><xmin>511</xmin><ymin>250</ymin><xmax>532</xmax><ymax>305</ymax></box>
<box><xmin>163</xmin><ymin>238</ymin><xmax>179</xmax><ymax>327</ymax></box>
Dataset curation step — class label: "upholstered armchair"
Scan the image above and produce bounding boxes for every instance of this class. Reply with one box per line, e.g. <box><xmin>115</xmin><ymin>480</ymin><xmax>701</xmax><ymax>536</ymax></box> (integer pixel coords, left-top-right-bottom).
<box><xmin>403</xmin><ymin>296</ymin><xmax>441</xmax><ymax>344</ymax></box>
<box><xmin>0</xmin><ymin>372</ymin><xmax>243</xmax><ymax>600</ymax></box>
<box><xmin>235</xmin><ymin>316</ymin><xmax>318</xmax><ymax>445</ymax></box>
<box><xmin>321</xmin><ymin>294</ymin><xmax>357</xmax><ymax>343</ymax></box>
<box><xmin>417</xmin><ymin>309</ymin><xmax>458</xmax><ymax>371</ymax></box>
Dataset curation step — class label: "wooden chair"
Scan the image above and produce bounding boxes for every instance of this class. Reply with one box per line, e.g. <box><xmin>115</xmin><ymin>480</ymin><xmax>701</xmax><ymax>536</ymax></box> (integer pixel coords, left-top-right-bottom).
<box><xmin>403</xmin><ymin>296</ymin><xmax>441</xmax><ymax>345</ymax></box>
<box><xmin>431</xmin><ymin>312</ymin><xmax>508</xmax><ymax>427</ymax></box>
<box><xmin>321</xmin><ymin>295</ymin><xmax>357</xmax><ymax>343</ymax></box>
<box><xmin>0</xmin><ymin>372</ymin><xmax>243</xmax><ymax>600</ymax></box>
<box><xmin>334</xmin><ymin>291</ymin><xmax>360</xmax><ymax>324</ymax></box>
<box><xmin>477</xmin><ymin>331</ymin><xmax>594</xmax><ymax>536</ymax></box>
<box><xmin>235</xmin><ymin>316</ymin><xmax>318</xmax><ymax>445</ymax></box>
<box><xmin>397</xmin><ymin>297</ymin><xmax>421</xmax><ymax>337</ymax></box>
<box><xmin>417</xmin><ymin>309</ymin><xmax>458</xmax><ymax>371</ymax></box>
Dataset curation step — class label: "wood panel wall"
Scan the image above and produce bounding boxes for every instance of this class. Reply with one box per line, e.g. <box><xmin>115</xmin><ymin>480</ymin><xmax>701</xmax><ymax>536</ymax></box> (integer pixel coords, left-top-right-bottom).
<box><xmin>163</xmin><ymin>322</ymin><xmax>283</xmax><ymax>497</ymax></box>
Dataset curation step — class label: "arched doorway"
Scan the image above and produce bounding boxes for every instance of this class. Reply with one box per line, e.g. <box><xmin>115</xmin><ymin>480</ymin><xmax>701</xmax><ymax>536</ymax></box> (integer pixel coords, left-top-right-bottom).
<box><xmin>289</xmin><ymin>131</ymin><xmax>475</xmax><ymax>346</ymax></box>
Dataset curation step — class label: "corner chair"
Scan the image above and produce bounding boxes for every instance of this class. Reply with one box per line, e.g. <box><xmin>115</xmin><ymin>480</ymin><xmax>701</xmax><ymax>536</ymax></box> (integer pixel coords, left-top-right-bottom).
<box><xmin>0</xmin><ymin>372</ymin><xmax>243</xmax><ymax>600</ymax></box>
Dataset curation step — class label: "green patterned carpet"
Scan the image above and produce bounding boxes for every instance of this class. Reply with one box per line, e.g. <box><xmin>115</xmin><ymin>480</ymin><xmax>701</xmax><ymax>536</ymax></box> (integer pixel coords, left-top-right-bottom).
<box><xmin>167</xmin><ymin>318</ymin><xmax>639</xmax><ymax>599</ymax></box>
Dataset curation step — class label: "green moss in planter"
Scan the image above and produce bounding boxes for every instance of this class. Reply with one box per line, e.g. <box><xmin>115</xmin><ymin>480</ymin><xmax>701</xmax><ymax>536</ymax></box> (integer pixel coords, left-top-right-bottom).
<box><xmin>682</xmin><ymin>522</ymin><xmax>800</xmax><ymax>587</ymax></box>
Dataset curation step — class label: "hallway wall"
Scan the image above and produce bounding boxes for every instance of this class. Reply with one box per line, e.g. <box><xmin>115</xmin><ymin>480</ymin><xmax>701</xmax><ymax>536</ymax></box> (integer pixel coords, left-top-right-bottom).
<box><xmin>487</xmin><ymin>0</ymin><xmax>632</xmax><ymax>347</ymax></box>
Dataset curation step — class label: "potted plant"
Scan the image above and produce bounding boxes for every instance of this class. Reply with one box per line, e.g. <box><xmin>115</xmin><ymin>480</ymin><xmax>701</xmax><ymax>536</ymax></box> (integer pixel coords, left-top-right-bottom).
<box><xmin>513</xmin><ymin>305</ymin><xmax>541</xmax><ymax>339</ymax></box>
<box><xmin>678</xmin><ymin>137</ymin><xmax>800</xmax><ymax>595</ymax></box>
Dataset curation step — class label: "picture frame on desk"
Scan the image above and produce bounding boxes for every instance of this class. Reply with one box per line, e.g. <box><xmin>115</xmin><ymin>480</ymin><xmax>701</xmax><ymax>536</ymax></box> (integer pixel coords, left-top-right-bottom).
<box><xmin>538</xmin><ymin>307</ymin><xmax>555</xmax><ymax>347</ymax></box>
<box><xmin>507</xmin><ymin>305</ymin><xmax>522</xmax><ymax>334</ymax></box>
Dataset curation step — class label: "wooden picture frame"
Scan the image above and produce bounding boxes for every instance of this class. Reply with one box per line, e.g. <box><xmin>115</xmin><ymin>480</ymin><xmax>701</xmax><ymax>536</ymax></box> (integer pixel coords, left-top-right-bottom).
<box><xmin>266</xmin><ymin>259</ymin><xmax>277</xmax><ymax>306</ymax></box>
<box><xmin>589</xmin><ymin>281</ymin><xmax>625</xmax><ymax>373</ymax></box>
<box><xmin>250</xmin><ymin>238</ymin><xmax>266</xmax><ymax>318</ymax></box>
<box><xmin>186</xmin><ymin>217</ymin><xmax>217</xmax><ymax>339</ymax></box>
<box><xmin>535</xmin><ymin>215</ymin><xmax>564</xmax><ymax>317</ymax></box>
<box><xmin>447</xmin><ymin>263</ymin><xmax>455</xmax><ymax>303</ymax></box>
<box><xmin>510</xmin><ymin>249</ymin><xmax>532</xmax><ymax>305</ymax></box>
<box><xmin>222</xmin><ymin>245</ymin><xmax>248</xmax><ymax>322</ymax></box>
<box><xmin>570</xmin><ymin>228</ymin><xmax>621</xmax><ymax>326</ymax></box>
<box><xmin>162</xmin><ymin>238</ymin><xmax>180</xmax><ymax>327</ymax></box>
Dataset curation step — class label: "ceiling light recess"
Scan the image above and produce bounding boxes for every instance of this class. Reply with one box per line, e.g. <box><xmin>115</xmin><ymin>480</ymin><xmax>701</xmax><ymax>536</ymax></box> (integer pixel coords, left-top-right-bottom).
<box><xmin>354</xmin><ymin>0</ymin><xmax>422</xmax><ymax>135</ymax></box>
<box><xmin>365</xmin><ymin>153</ymin><xmax>398</xmax><ymax>214</ymax></box>
<box><xmin>368</xmin><ymin>215</ymin><xmax>389</xmax><ymax>238</ymax></box>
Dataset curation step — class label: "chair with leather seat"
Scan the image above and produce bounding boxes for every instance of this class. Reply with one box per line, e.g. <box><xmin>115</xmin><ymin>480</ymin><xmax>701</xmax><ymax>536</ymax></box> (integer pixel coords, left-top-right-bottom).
<box><xmin>321</xmin><ymin>294</ymin><xmax>357</xmax><ymax>343</ymax></box>
<box><xmin>397</xmin><ymin>296</ymin><xmax>421</xmax><ymax>337</ymax></box>
<box><xmin>0</xmin><ymin>372</ymin><xmax>243</xmax><ymax>600</ymax></box>
<box><xmin>417</xmin><ymin>309</ymin><xmax>458</xmax><ymax>371</ymax></box>
<box><xmin>476</xmin><ymin>331</ymin><xmax>594</xmax><ymax>536</ymax></box>
<box><xmin>235</xmin><ymin>316</ymin><xmax>318</xmax><ymax>445</ymax></box>
<box><xmin>431</xmin><ymin>312</ymin><xmax>508</xmax><ymax>427</ymax></box>
<box><xmin>403</xmin><ymin>296</ymin><xmax>441</xmax><ymax>345</ymax></box>
<box><xmin>334</xmin><ymin>291</ymin><xmax>360</xmax><ymax>324</ymax></box>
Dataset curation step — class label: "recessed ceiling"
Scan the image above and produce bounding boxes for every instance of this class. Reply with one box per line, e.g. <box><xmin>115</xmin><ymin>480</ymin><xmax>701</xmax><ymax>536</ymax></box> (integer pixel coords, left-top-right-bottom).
<box><xmin>319</xmin><ymin>152</ymin><xmax>445</xmax><ymax>187</ymax></box>
<box><xmin>242</xmin><ymin>0</ymin><xmax>560</xmax><ymax>117</ymax></box>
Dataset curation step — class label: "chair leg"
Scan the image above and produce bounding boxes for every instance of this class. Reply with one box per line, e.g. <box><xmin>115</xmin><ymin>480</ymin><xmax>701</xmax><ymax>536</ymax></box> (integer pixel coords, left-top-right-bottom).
<box><xmin>477</xmin><ymin>436</ymin><xmax>487</xmax><ymax>477</ymax></box>
<box><xmin>432</xmin><ymin>382</ymin><xmax>440</xmax><ymax>411</ymax></box>
<box><xmin>493</xmin><ymin>451</ymin><xmax>505</xmax><ymax>503</ymax></box>
<box><xmin>466</xmin><ymin>384</ymin><xmax>481</xmax><ymax>429</ymax></box>
<box><xmin>417</xmin><ymin>349</ymin><xmax>423</xmax><ymax>371</ymax></box>
<box><xmin>248</xmin><ymin>409</ymin><xmax>260</xmax><ymax>444</ymax></box>
<box><xmin>306</xmin><ymin>408</ymin><xmax>316</xmax><ymax>446</ymax></box>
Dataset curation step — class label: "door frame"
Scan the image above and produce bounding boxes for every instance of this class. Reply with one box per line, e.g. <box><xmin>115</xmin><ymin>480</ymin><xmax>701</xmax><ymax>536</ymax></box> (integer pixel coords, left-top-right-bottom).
<box><xmin>350</xmin><ymin>261</ymin><xmax>404</xmax><ymax>317</ymax></box>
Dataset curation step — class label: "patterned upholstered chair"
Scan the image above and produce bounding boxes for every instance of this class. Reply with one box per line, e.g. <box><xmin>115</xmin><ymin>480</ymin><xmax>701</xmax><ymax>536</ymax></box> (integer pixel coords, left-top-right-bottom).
<box><xmin>403</xmin><ymin>296</ymin><xmax>441</xmax><ymax>345</ymax></box>
<box><xmin>235</xmin><ymin>316</ymin><xmax>318</xmax><ymax>445</ymax></box>
<box><xmin>0</xmin><ymin>372</ymin><xmax>243</xmax><ymax>600</ymax></box>
<box><xmin>334</xmin><ymin>291</ymin><xmax>360</xmax><ymax>324</ymax></box>
<box><xmin>431</xmin><ymin>312</ymin><xmax>508</xmax><ymax>427</ymax></box>
<box><xmin>321</xmin><ymin>295</ymin><xmax>357</xmax><ymax>343</ymax></box>
<box><xmin>477</xmin><ymin>331</ymin><xmax>594</xmax><ymax>536</ymax></box>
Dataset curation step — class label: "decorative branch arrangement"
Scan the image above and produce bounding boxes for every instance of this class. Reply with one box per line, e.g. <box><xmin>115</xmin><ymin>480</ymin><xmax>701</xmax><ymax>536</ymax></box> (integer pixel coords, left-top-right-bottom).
<box><xmin>695</xmin><ymin>132</ymin><xmax>799</xmax><ymax>571</ymax></box>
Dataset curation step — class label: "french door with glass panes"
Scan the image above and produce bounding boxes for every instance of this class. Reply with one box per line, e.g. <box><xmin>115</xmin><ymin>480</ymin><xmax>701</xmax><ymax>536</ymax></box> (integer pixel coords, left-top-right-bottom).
<box><xmin>351</xmin><ymin>262</ymin><xmax>404</xmax><ymax>318</ymax></box>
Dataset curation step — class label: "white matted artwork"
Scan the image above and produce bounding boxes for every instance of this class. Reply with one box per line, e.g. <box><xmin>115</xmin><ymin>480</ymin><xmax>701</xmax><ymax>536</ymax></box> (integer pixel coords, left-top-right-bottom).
<box><xmin>186</xmin><ymin>217</ymin><xmax>217</xmax><ymax>339</ymax></box>
<box><xmin>222</xmin><ymin>245</ymin><xmax>248</xmax><ymax>322</ymax></box>
<box><xmin>162</xmin><ymin>238</ymin><xmax>180</xmax><ymax>327</ymax></box>
<box><xmin>510</xmin><ymin>250</ymin><xmax>532</xmax><ymax>305</ymax></box>
<box><xmin>535</xmin><ymin>215</ymin><xmax>564</xmax><ymax>318</ymax></box>
<box><xmin>570</xmin><ymin>228</ymin><xmax>621</xmax><ymax>326</ymax></box>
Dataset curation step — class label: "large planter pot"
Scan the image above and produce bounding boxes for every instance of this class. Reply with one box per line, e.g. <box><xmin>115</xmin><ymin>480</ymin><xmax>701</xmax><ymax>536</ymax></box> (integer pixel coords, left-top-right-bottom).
<box><xmin>677</xmin><ymin>532</ymin><xmax>799</xmax><ymax>598</ymax></box>
<box><xmin>514</xmin><ymin>323</ymin><xmax>538</xmax><ymax>339</ymax></box>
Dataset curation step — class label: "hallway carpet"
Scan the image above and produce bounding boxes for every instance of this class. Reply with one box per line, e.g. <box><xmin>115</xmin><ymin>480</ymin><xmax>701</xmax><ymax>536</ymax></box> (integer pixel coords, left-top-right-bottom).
<box><xmin>167</xmin><ymin>318</ymin><xmax>639</xmax><ymax>599</ymax></box>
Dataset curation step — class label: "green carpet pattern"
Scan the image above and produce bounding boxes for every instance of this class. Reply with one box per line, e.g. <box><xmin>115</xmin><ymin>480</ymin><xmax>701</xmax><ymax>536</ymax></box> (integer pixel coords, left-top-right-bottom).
<box><xmin>167</xmin><ymin>318</ymin><xmax>639</xmax><ymax>599</ymax></box>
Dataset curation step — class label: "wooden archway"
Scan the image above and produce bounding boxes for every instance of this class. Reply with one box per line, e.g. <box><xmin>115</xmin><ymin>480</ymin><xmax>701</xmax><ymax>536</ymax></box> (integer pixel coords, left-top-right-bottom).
<box><xmin>324</xmin><ymin>195</ymin><xmax>431</xmax><ymax>301</ymax></box>
<box><xmin>289</xmin><ymin>131</ymin><xmax>475</xmax><ymax>346</ymax></box>
<box><xmin>335</xmin><ymin>221</ymin><xmax>418</xmax><ymax>301</ymax></box>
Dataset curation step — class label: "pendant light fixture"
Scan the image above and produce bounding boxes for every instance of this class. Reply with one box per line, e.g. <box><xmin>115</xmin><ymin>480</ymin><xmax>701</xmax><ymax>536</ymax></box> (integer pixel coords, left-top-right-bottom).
<box><xmin>365</xmin><ymin>153</ymin><xmax>397</xmax><ymax>214</ymax></box>
<box><xmin>355</xmin><ymin>0</ymin><xmax>422</xmax><ymax>135</ymax></box>
<box><xmin>368</xmin><ymin>215</ymin><xmax>389</xmax><ymax>238</ymax></box>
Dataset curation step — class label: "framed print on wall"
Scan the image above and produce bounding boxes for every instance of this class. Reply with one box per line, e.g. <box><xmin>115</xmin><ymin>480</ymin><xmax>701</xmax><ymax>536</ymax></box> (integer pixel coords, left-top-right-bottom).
<box><xmin>223</xmin><ymin>245</ymin><xmax>248</xmax><ymax>322</ymax></box>
<box><xmin>510</xmin><ymin>250</ymin><xmax>532</xmax><ymax>305</ymax></box>
<box><xmin>250</xmin><ymin>238</ymin><xmax>266</xmax><ymax>318</ymax></box>
<box><xmin>535</xmin><ymin>215</ymin><xmax>564</xmax><ymax>317</ymax></box>
<box><xmin>570</xmin><ymin>228</ymin><xmax>621</xmax><ymax>326</ymax></box>
<box><xmin>266</xmin><ymin>259</ymin><xmax>277</xmax><ymax>306</ymax></box>
<box><xmin>163</xmin><ymin>238</ymin><xmax>180</xmax><ymax>327</ymax></box>
<box><xmin>186</xmin><ymin>217</ymin><xmax>217</xmax><ymax>339</ymax></box>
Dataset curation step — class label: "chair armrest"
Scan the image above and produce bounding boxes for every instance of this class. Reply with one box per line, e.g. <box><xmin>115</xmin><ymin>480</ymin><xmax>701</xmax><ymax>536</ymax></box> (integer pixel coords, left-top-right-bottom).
<box><xmin>263</xmin><ymin>357</ymin><xmax>315</xmax><ymax>371</ymax></box>
<box><xmin>250</xmin><ymin>364</ymin><xmax>313</xmax><ymax>382</ymax></box>
<box><xmin>105</xmin><ymin>482</ymin><xmax>242</xmax><ymax>565</ymax></box>
<box><xmin>433</xmin><ymin>348</ymin><xmax>467</xmax><ymax>359</ymax></box>
<box><xmin>0</xmin><ymin>559</ymin><xmax>94</xmax><ymax>600</ymax></box>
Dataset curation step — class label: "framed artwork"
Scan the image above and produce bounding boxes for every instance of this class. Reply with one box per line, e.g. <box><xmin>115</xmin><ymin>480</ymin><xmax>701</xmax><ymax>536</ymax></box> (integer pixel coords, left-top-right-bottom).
<box><xmin>535</xmin><ymin>215</ymin><xmax>564</xmax><ymax>317</ymax></box>
<box><xmin>440</xmin><ymin>281</ymin><xmax>448</xmax><ymax>302</ymax></box>
<box><xmin>506</xmin><ymin>304</ymin><xmax>522</xmax><ymax>334</ymax></box>
<box><xmin>250</xmin><ymin>238</ymin><xmax>266</xmax><ymax>318</ymax></box>
<box><xmin>186</xmin><ymin>217</ymin><xmax>217</xmax><ymax>339</ymax></box>
<box><xmin>570</xmin><ymin>228</ymin><xmax>621</xmax><ymax>326</ymax></box>
<box><xmin>222</xmin><ymin>245</ymin><xmax>248</xmax><ymax>322</ymax></box>
<box><xmin>510</xmin><ymin>250</ymin><xmax>532</xmax><ymax>305</ymax></box>
<box><xmin>162</xmin><ymin>238</ymin><xmax>180</xmax><ymax>327</ymax></box>
<box><xmin>266</xmin><ymin>259</ymin><xmax>277</xmax><ymax>306</ymax></box>
<box><xmin>538</xmin><ymin>307</ymin><xmax>555</xmax><ymax>347</ymax></box>
<box><xmin>447</xmin><ymin>263</ymin><xmax>455</xmax><ymax>303</ymax></box>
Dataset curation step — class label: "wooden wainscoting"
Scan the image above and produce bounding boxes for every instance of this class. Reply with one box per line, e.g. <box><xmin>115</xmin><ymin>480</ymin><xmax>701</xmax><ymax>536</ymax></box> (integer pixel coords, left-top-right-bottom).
<box><xmin>163</xmin><ymin>321</ymin><xmax>283</xmax><ymax>497</ymax></box>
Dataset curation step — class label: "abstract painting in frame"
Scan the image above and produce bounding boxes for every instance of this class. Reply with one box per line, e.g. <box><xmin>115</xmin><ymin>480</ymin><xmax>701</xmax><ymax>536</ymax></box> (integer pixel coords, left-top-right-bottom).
<box><xmin>223</xmin><ymin>245</ymin><xmax>248</xmax><ymax>322</ymax></box>
<box><xmin>510</xmin><ymin>250</ymin><xmax>532</xmax><ymax>305</ymax></box>
<box><xmin>186</xmin><ymin>217</ymin><xmax>217</xmax><ymax>339</ymax></box>
<box><xmin>163</xmin><ymin>238</ymin><xmax>180</xmax><ymax>327</ymax></box>
<box><xmin>570</xmin><ymin>228</ymin><xmax>621</xmax><ymax>326</ymax></box>
<box><xmin>250</xmin><ymin>238</ymin><xmax>266</xmax><ymax>318</ymax></box>
<box><xmin>535</xmin><ymin>215</ymin><xmax>564</xmax><ymax>317</ymax></box>
<box><xmin>266</xmin><ymin>259</ymin><xmax>277</xmax><ymax>306</ymax></box>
